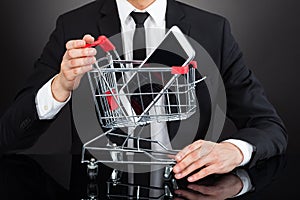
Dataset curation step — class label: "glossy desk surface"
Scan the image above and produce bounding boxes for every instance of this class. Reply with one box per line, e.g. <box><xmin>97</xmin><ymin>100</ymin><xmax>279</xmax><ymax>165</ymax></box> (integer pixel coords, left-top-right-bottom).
<box><xmin>0</xmin><ymin>154</ymin><xmax>297</xmax><ymax>199</ymax></box>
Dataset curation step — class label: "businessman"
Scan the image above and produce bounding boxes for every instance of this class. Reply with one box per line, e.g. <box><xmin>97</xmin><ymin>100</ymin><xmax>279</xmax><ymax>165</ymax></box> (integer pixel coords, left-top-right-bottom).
<box><xmin>0</xmin><ymin>0</ymin><xmax>287</xmax><ymax>182</ymax></box>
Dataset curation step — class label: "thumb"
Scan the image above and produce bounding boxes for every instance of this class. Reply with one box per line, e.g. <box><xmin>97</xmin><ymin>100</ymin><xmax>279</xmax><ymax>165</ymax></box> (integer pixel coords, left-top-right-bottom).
<box><xmin>83</xmin><ymin>34</ymin><xmax>95</xmax><ymax>44</ymax></box>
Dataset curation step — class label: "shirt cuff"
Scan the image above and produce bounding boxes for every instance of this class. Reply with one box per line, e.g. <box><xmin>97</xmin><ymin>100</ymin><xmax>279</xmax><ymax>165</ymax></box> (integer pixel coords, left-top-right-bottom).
<box><xmin>35</xmin><ymin>75</ymin><xmax>71</xmax><ymax>120</ymax></box>
<box><xmin>222</xmin><ymin>139</ymin><xmax>254</xmax><ymax>166</ymax></box>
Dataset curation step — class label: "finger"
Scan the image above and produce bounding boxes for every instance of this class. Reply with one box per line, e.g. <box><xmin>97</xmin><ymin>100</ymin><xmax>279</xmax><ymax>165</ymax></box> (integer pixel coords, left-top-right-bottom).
<box><xmin>174</xmin><ymin>149</ymin><xmax>202</xmax><ymax>174</ymax></box>
<box><xmin>174</xmin><ymin>155</ymin><xmax>211</xmax><ymax>179</ymax></box>
<box><xmin>66</xmin><ymin>39</ymin><xmax>86</xmax><ymax>50</ymax></box>
<box><xmin>67</xmin><ymin>48</ymin><xmax>97</xmax><ymax>59</ymax></box>
<box><xmin>62</xmin><ymin>56</ymin><xmax>96</xmax><ymax>69</ymax></box>
<box><xmin>62</xmin><ymin>65</ymin><xmax>93</xmax><ymax>81</ymax></box>
<box><xmin>72</xmin><ymin>65</ymin><xmax>93</xmax><ymax>77</ymax></box>
<box><xmin>187</xmin><ymin>184</ymin><xmax>216</xmax><ymax>195</ymax></box>
<box><xmin>187</xmin><ymin>164</ymin><xmax>217</xmax><ymax>182</ymax></box>
<box><xmin>83</xmin><ymin>34</ymin><xmax>95</xmax><ymax>44</ymax></box>
<box><xmin>173</xmin><ymin>141</ymin><xmax>206</xmax><ymax>174</ymax></box>
<box><xmin>166</xmin><ymin>151</ymin><xmax>177</xmax><ymax>159</ymax></box>
<box><xmin>174</xmin><ymin>189</ymin><xmax>201</xmax><ymax>199</ymax></box>
<box><xmin>175</xmin><ymin>140</ymin><xmax>203</xmax><ymax>162</ymax></box>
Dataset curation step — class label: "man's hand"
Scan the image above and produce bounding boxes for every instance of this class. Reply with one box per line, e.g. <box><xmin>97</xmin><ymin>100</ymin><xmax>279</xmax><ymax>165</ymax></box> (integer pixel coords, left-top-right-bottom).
<box><xmin>51</xmin><ymin>34</ymin><xmax>97</xmax><ymax>102</ymax></box>
<box><xmin>173</xmin><ymin>140</ymin><xmax>243</xmax><ymax>182</ymax></box>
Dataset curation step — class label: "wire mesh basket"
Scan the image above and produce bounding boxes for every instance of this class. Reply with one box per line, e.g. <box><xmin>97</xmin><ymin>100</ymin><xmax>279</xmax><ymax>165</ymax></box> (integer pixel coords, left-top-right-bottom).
<box><xmin>81</xmin><ymin>36</ymin><xmax>206</xmax><ymax>166</ymax></box>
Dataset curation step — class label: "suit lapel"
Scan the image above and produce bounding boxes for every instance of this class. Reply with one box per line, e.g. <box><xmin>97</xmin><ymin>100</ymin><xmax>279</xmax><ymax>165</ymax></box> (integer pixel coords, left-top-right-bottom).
<box><xmin>97</xmin><ymin>0</ymin><xmax>121</xmax><ymax>36</ymax></box>
<box><xmin>97</xmin><ymin>0</ymin><xmax>123</xmax><ymax>55</ymax></box>
<box><xmin>166</xmin><ymin>0</ymin><xmax>191</xmax><ymax>35</ymax></box>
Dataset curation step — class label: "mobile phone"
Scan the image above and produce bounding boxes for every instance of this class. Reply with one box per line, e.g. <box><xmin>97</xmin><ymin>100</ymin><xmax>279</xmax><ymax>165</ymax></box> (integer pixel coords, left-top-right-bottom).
<box><xmin>121</xmin><ymin>26</ymin><xmax>195</xmax><ymax>117</ymax></box>
<box><xmin>144</xmin><ymin>26</ymin><xmax>195</xmax><ymax>69</ymax></box>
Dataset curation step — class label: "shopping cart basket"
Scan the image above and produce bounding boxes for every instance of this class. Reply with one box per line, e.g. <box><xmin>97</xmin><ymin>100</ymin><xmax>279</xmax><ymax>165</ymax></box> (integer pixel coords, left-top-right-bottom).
<box><xmin>81</xmin><ymin>36</ymin><xmax>206</xmax><ymax>168</ymax></box>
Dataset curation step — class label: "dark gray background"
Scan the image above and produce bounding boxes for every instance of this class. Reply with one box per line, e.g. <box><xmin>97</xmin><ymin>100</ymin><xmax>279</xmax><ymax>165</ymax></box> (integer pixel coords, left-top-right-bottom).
<box><xmin>0</xmin><ymin>0</ymin><xmax>299</xmax><ymax>154</ymax></box>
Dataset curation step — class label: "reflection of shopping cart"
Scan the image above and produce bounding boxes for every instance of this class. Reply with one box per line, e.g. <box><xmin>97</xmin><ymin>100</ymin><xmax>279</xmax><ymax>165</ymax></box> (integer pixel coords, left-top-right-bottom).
<box><xmin>81</xmin><ymin>36</ymin><xmax>206</xmax><ymax>168</ymax></box>
<box><xmin>106</xmin><ymin>177</ymin><xmax>176</xmax><ymax>199</ymax></box>
<box><xmin>84</xmin><ymin>166</ymin><xmax>178</xmax><ymax>200</ymax></box>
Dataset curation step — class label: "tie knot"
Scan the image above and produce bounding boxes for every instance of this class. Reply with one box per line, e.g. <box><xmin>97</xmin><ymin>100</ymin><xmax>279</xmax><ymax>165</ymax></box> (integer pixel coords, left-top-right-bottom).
<box><xmin>130</xmin><ymin>12</ymin><xmax>149</xmax><ymax>28</ymax></box>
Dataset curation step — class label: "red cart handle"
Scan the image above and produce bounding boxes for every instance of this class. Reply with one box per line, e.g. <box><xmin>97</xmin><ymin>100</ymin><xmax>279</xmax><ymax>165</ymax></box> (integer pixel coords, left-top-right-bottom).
<box><xmin>84</xmin><ymin>36</ymin><xmax>115</xmax><ymax>52</ymax></box>
<box><xmin>171</xmin><ymin>61</ymin><xmax>197</xmax><ymax>75</ymax></box>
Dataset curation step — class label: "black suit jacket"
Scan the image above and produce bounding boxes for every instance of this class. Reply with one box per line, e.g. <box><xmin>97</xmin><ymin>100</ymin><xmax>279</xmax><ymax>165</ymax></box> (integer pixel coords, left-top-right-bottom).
<box><xmin>0</xmin><ymin>0</ymin><xmax>287</xmax><ymax>165</ymax></box>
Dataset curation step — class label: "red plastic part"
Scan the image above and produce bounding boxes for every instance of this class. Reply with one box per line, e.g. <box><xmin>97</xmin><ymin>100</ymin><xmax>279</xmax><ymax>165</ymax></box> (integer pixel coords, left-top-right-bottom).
<box><xmin>105</xmin><ymin>90</ymin><xmax>118</xmax><ymax>111</ymax></box>
<box><xmin>171</xmin><ymin>65</ymin><xmax>189</xmax><ymax>75</ymax></box>
<box><xmin>83</xmin><ymin>39</ymin><xmax>101</xmax><ymax>48</ymax></box>
<box><xmin>83</xmin><ymin>36</ymin><xmax>115</xmax><ymax>52</ymax></box>
<box><xmin>98</xmin><ymin>36</ymin><xmax>115</xmax><ymax>52</ymax></box>
<box><xmin>190</xmin><ymin>60</ymin><xmax>197</xmax><ymax>69</ymax></box>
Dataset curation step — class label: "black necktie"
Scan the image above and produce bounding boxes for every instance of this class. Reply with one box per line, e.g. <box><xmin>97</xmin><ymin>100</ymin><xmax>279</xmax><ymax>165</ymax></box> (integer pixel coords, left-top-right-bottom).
<box><xmin>130</xmin><ymin>12</ymin><xmax>149</xmax><ymax>62</ymax></box>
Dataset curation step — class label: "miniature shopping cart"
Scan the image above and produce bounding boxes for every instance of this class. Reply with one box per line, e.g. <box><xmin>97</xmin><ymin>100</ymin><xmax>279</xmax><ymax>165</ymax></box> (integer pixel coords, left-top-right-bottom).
<box><xmin>81</xmin><ymin>35</ymin><xmax>206</xmax><ymax>170</ymax></box>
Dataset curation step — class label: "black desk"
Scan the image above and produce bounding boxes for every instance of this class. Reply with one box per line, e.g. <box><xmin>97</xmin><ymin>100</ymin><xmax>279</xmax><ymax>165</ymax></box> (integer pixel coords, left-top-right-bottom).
<box><xmin>0</xmin><ymin>153</ymin><xmax>295</xmax><ymax>199</ymax></box>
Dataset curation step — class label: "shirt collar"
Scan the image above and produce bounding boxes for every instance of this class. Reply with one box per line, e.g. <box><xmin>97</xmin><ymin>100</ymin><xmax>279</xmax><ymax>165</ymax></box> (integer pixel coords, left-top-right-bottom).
<box><xmin>116</xmin><ymin>0</ymin><xmax>167</xmax><ymax>25</ymax></box>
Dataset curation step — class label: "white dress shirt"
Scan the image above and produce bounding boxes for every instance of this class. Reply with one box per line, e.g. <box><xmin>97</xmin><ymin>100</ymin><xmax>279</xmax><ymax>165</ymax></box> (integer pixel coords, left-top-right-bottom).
<box><xmin>35</xmin><ymin>0</ymin><xmax>253</xmax><ymax>166</ymax></box>
<box><xmin>35</xmin><ymin>75</ymin><xmax>70</xmax><ymax>120</ymax></box>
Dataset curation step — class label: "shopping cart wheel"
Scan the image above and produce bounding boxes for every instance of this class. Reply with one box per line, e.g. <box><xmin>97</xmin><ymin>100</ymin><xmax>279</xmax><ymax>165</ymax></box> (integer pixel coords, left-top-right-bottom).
<box><xmin>110</xmin><ymin>169</ymin><xmax>122</xmax><ymax>185</ymax></box>
<box><xmin>87</xmin><ymin>158</ymin><xmax>98</xmax><ymax>180</ymax></box>
<box><xmin>164</xmin><ymin>184</ymin><xmax>174</xmax><ymax>198</ymax></box>
<box><xmin>164</xmin><ymin>165</ymin><xmax>174</xmax><ymax>180</ymax></box>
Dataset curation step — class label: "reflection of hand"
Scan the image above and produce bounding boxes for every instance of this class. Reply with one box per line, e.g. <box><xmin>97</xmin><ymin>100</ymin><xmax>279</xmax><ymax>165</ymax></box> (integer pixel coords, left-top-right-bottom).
<box><xmin>173</xmin><ymin>140</ymin><xmax>243</xmax><ymax>182</ymax></box>
<box><xmin>174</xmin><ymin>174</ymin><xmax>243</xmax><ymax>200</ymax></box>
<box><xmin>52</xmin><ymin>34</ymin><xmax>97</xmax><ymax>102</ymax></box>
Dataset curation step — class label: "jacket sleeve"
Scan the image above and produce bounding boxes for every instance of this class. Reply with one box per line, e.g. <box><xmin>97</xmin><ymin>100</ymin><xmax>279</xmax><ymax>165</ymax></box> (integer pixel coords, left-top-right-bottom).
<box><xmin>0</xmin><ymin>15</ymin><xmax>66</xmax><ymax>153</ymax></box>
<box><xmin>220</xmin><ymin>19</ymin><xmax>288</xmax><ymax>165</ymax></box>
